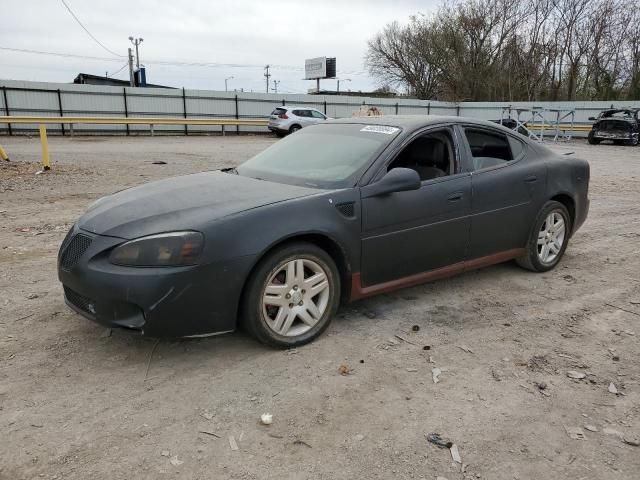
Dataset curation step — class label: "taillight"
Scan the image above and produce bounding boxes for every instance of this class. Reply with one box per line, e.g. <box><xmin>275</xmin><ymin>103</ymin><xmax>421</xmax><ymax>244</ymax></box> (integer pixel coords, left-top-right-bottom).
<box><xmin>279</xmin><ymin>113</ymin><xmax>288</xmax><ymax>119</ymax></box>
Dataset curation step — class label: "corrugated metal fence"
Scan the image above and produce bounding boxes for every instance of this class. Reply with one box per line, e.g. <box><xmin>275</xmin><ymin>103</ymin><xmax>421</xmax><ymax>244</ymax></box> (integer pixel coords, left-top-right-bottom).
<box><xmin>1</xmin><ymin>79</ymin><xmax>639</xmax><ymax>136</ymax></box>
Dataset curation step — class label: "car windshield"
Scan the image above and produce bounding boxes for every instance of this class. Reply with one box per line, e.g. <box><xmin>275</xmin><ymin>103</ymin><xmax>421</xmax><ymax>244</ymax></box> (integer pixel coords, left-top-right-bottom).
<box><xmin>602</xmin><ymin>110</ymin><xmax>633</xmax><ymax>119</ymax></box>
<box><xmin>237</xmin><ymin>124</ymin><xmax>400</xmax><ymax>188</ymax></box>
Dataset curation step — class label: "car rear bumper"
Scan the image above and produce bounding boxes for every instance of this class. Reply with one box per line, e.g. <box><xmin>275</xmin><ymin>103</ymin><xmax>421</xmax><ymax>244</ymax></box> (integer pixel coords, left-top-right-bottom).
<box><xmin>57</xmin><ymin>226</ymin><xmax>255</xmax><ymax>337</ymax></box>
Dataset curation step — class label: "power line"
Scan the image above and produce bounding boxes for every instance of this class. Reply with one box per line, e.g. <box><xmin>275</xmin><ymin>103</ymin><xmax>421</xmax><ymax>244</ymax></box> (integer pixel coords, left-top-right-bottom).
<box><xmin>0</xmin><ymin>45</ymin><xmax>369</xmax><ymax>77</ymax></box>
<box><xmin>107</xmin><ymin>63</ymin><xmax>129</xmax><ymax>77</ymax></box>
<box><xmin>60</xmin><ymin>0</ymin><xmax>124</xmax><ymax>57</ymax></box>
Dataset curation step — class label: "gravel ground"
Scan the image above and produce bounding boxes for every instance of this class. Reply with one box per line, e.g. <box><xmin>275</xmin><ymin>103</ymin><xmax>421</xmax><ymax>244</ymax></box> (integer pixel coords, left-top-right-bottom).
<box><xmin>1</xmin><ymin>134</ymin><xmax>639</xmax><ymax>480</ymax></box>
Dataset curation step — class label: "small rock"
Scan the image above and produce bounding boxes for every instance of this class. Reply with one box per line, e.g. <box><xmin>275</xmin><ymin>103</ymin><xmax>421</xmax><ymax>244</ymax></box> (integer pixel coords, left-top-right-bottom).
<box><xmin>161</xmin><ymin>450</ymin><xmax>170</xmax><ymax>457</ymax></box>
<box><xmin>407</xmin><ymin>368</ymin><xmax>418</xmax><ymax>372</ymax></box>
<box><xmin>491</xmin><ymin>368</ymin><xmax>505</xmax><ymax>382</ymax></box>
<box><xmin>603</xmin><ymin>428</ymin><xmax>625</xmax><ymax>440</ymax></box>
<box><xmin>450</xmin><ymin>444</ymin><xmax>462</xmax><ymax>463</ymax></box>
<box><xmin>584</xmin><ymin>425</ymin><xmax>599</xmax><ymax>432</ymax></box>
<box><xmin>623</xmin><ymin>436</ymin><xmax>640</xmax><ymax>447</ymax></box>
<box><xmin>432</xmin><ymin>368</ymin><xmax>442</xmax><ymax>384</ymax></box>
<box><xmin>412</xmin><ymin>325</ymin><xmax>420</xmax><ymax>332</ymax></box>
<box><xmin>612</xmin><ymin>355</ymin><xmax>620</xmax><ymax>362</ymax></box>
<box><xmin>338</xmin><ymin>364</ymin><xmax>351</xmax><ymax>376</ymax></box>
<box><xmin>536</xmin><ymin>381</ymin><xmax>548</xmax><ymax>391</ymax></box>
<box><xmin>608</xmin><ymin>383</ymin><xmax>618</xmax><ymax>394</ymax></box>
<box><xmin>355</xmin><ymin>434</ymin><xmax>365</xmax><ymax>441</ymax></box>
<box><xmin>26</xmin><ymin>293</ymin><xmax>39</xmax><ymax>300</ymax></box>
<box><xmin>260</xmin><ymin>413</ymin><xmax>273</xmax><ymax>425</ymax></box>
<box><xmin>567</xmin><ymin>370</ymin><xmax>586</xmax><ymax>380</ymax></box>
<box><xmin>169</xmin><ymin>456</ymin><xmax>183</xmax><ymax>466</ymax></box>
<box><xmin>202</xmin><ymin>412</ymin><xmax>214</xmax><ymax>420</ymax></box>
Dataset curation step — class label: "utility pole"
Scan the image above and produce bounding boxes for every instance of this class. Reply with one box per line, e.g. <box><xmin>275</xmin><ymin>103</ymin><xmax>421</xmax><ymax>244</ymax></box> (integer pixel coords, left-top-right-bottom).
<box><xmin>337</xmin><ymin>78</ymin><xmax>351</xmax><ymax>94</ymax></box>
<box><xmin>127</xmin><ymin>47</ymin><xmax>135</xmax><ymax>87</ymax></box>
<box><xmin>273</xmin><ymin>80</ymin><xmax>280</xmax><ymax>94</ymax></box>
<box><xmin>129</xmin><ymin>36</ymin><xmax>144</xmax><ymax>69</ymax></box>
<box><xmin>264</xmin><ymin>65</ymin><xmax>271</xmax><ymax>93</ymax></box>
<box><xmin>225</xmin><ymin>76</ymin><xmax>234</xmax><ymax>92</ymax></box>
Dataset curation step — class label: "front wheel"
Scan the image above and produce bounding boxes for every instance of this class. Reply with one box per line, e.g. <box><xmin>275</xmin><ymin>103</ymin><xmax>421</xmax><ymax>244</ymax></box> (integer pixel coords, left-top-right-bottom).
<box><xmin>587</xmin><ymin>131</ymin><xmax>600</xmax><ymax>145</ymax></box>
<box><xmin>241</xmin><ymin>242</ymin><xmax>340</xmax><ymax>348</ymax></box>
<box><xmin>517</xmin><ymin>201</ymin><xmax>571</xmax><ymax>272</ymax></box>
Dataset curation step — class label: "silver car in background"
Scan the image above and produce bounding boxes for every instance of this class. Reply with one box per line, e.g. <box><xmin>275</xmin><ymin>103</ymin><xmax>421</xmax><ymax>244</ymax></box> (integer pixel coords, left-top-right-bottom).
<box><xmin>268</xmin><ymin>106</ymin><xmax>329</xmax><ymax>137</ymax></box>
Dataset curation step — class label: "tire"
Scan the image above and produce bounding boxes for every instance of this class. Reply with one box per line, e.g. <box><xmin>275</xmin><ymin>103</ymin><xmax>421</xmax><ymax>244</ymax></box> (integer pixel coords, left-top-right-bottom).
<box><xmin>275</xmin><ymin>131</ymin><xmax>286</xmax><ymax>138</ymax></box>
<box><xmin>626</xmin><ymin>136</ymin><xmax>639</xmax><ymax>146</ymax></box>
<box><xmin>516</xmin><ymin>201</ymin><xmax>572</xmax><ymax>272</ymax></box>
<box><xmin>587</xmin><ymin>131</ymin><xmax>600</xmax><ymax>145</ymax></box>
<box><xmin>289</xmin><ymin>125</ymin><xmax>302</xmax><ymax>134</ymax></box>
<box><xmin>241</xmin><ymin>242</ymin><xmax>340</xmax><ymax>348</ymax></box>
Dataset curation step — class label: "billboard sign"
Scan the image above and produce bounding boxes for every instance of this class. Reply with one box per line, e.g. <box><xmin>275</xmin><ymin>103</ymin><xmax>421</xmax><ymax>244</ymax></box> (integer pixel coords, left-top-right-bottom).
<box><xmin>305</xmin><ymin>57</ymin><xmax>336</xmax><ymax>79</ymax></box>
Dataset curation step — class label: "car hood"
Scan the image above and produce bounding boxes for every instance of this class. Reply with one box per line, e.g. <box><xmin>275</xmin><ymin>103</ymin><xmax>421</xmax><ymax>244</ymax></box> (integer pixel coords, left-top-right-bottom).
<box><xmin>79</xmin><ymin>171</ymin><xmax>319</xmax><ymax>239</ymax></box>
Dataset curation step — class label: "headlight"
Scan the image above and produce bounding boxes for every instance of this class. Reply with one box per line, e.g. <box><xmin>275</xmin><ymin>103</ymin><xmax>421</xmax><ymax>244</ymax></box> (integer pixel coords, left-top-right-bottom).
<box><xmin>109</xmin><ymin>231</ymin><xmax>204</xmax><ymax>267</ymax></box>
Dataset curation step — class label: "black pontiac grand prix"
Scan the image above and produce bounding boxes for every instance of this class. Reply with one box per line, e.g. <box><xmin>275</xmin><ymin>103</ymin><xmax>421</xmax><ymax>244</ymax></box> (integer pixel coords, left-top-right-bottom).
<box><xmin>58</xmin><ymin>116</ymin><xmax>590</xmax><ymax>347</ymax></box>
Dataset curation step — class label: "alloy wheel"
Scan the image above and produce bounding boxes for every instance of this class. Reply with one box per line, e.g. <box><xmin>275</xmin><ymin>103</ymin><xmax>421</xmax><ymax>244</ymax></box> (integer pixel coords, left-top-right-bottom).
<box><xmin>537</xmin><ymin>211</ymin><xmax>566</xmax><ymax>264</ymax></box>
<box><xmin>261</xmin><ymin>258</ymin><xmax>330</xmax><ymax>337</ymax></box>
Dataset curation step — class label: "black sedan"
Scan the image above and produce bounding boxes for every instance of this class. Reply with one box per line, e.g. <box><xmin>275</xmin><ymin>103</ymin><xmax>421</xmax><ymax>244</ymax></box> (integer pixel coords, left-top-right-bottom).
<box><xmin>58</xmin><ymin>116</ymin><xmax>590</xmax><ymax>347</ymax></box>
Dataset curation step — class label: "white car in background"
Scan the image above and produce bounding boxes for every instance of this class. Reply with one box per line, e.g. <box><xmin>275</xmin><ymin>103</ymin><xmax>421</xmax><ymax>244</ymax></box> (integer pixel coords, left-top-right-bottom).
<box><xmin>268</xmin><ymin>106</ymin><xmax>329</xmax><ymax>137</ymax></box>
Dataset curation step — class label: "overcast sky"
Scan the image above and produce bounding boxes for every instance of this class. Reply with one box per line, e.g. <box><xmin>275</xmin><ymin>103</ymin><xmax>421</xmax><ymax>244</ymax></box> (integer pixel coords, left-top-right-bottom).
<box><xmin>0</xmin><ymin>0</ymin><xmax>437</xmax><ymax>93</ymax></box>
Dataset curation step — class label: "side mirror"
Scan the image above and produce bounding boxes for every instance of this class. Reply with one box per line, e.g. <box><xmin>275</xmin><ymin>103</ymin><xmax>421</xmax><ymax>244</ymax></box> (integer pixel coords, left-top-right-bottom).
<box><xmin>588</xmin><ymin>117</ymin><xmax>596</xmax><ymax>121</ymax></box>
<box><xmin>361</xmin><ymin>168</ymin><xmax>421</xmax><ymax>198</ymax></box>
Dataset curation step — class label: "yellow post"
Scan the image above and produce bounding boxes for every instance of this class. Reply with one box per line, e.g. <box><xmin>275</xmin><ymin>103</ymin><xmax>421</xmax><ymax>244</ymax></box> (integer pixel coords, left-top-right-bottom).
<box><xmin>0</xmin><ymin>144</ymin><xmax>9</xmax><ymax>161</ymax></box>
<box><xmin>39</xmin><ymin>124</ymin><xmax>51</xmax><ymax>171</ymax></box>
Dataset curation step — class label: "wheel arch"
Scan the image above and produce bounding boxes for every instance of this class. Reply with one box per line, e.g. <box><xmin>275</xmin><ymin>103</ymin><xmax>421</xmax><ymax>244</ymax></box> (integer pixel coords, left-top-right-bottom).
<box><xmin>549</xmin><ymin>193</ymin><xmax>575</xmax><ymax>232</ymax></box>
<box><xmin>236</xmin><ymin>232</ymin><xmax>352</xmax><ymax>323</ymax></box>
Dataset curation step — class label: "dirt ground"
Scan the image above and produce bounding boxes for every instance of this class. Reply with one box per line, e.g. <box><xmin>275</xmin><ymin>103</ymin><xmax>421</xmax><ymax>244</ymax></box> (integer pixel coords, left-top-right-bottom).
<box><xmin>1</xmin><ymin>134</ymin><xmax>639</xmax><ymax>480</ymax></box>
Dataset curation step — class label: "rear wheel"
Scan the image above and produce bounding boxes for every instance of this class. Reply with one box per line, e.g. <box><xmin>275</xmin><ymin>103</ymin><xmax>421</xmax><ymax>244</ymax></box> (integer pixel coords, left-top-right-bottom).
<box><xmin>241</xmin><ymin>243</ymin><xmax>340</xmax><ymax>348</ymax></box>
<box><xmin>517</xmin><ymin>201</ymin><xmax>571</xmax><ymax>272</ymax></box>
<box><xmin>289</xmin><ymin>125</ymin><xmax>302</xmax><ymax>134</ymax></box>
<box><xmin>626</xmin><ymin>136</ymin><xmax>639</xmax><ymax>146</ymax></box>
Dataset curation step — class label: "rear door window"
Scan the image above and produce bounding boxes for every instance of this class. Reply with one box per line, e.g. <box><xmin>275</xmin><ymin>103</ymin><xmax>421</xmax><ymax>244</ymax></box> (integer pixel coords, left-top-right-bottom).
<box><xmin>310</xmin><ymin>110</ymin><xmax>326</xmax><ymax>119</ymax></box>
<box><xmin>464</xmin><ymin>128</ymin><xmax>514</xmax><ymax>171</ymax></box>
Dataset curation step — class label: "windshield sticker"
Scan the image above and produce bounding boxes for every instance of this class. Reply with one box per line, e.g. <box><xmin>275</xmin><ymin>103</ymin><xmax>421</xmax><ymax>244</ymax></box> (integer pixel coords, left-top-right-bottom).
<box><xmin>360</xmin><ymin>125</ymin><xmax>399</xmax><ymax>135</ymax></box>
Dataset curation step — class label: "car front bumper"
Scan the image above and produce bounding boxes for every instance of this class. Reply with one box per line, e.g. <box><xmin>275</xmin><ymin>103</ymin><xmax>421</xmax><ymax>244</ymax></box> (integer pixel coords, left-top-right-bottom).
<box><xmin>57</xmin><ymin>226</ymin><xmax>255</xmax><ymax>337</ymax></box>
<box><xmin>592</xmin><ymin>130</ymin><xmax>636</xmax><ymax>140</ymax></box>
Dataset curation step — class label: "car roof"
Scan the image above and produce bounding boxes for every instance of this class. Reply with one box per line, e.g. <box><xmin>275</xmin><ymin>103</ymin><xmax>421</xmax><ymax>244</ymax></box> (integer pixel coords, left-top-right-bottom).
<box><xmin>281</xmin><ymin>106</ymin><xmax>317</xmax><ymax>110</ymax></box>
<box><xmin>326</xmin><ymin>114</ymin><xmax>517</xmax><ymax>132</ymax></box>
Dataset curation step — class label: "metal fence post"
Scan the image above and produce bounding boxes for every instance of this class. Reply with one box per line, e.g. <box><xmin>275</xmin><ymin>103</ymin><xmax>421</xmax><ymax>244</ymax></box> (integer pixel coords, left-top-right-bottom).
<box><xmin>56</xmin><ymin>89</ymin><xmax>65</xmax><ymax>136</ymax></box>
<box><xmin>235</xmin><ymin>94</ymin><xmax>240</xmax><ymax>135</ymax></box>
<box><xmin>123</xmin><ymin>88</ymin><xmax>130</xmax><ymax>136</ymax></box>
<box><xmin>2</xmin><ymin>86</ymin><xmax>12</xmax><ymax>136</ymax></box>
<box><xmin>456</xmin><ymin>104</ymin><xmax>460</xmax><ymax>116</ymax></box>
<box><xmin>323</xmin><ymin>100</ymin><xmax>327</xmax><ymax>115</ymax></box>
<box><xmin>427</xmin><ymin>103</ymin><xmax>431</xmax><ymax>115</ymax></box>
<box><xmin>395</xmin><ymin>102</ymin><xmax>399</xmax><ymax>114</ymax></box>
<box><xmin>182</xmin><ymin>87</ymin><xmax>188</xmax><ymax>135</ymax></box>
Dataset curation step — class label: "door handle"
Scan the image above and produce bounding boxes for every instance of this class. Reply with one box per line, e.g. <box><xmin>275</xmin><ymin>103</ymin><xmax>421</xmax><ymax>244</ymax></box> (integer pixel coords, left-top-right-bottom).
<box><xmin>524</xmin><ymin>175</ymin><xmax>538</xmax><ymax>183</ymax></box>
<box><xmin>447</xmin><ymin>192</ymin><xmax>463</xmax><ymax>201</ymax></box>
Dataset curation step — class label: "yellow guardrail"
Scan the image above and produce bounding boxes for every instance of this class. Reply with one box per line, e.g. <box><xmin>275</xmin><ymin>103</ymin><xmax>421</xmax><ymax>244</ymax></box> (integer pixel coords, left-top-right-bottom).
<box><xmin>526</xmin><ymin>124</ymin><xmax>592</xmax><ymax>132</ymax></box>
<box><xmin>0</xmin><ymin>116</ymin><xmax>270</xmax><ymax>171</ymax></box>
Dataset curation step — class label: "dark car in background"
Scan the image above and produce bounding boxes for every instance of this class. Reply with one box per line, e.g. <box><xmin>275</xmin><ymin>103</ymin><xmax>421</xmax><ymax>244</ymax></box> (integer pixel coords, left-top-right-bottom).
<box><xmin>58</xmin><ymin>116</ymin><xmax>589</xmax><ymax>348</ymax></box>
<box><xmin>587</xmin><ymin>109</ymin><xmax>639</xmax><ymax>146</ymax></box>
<box><xmin>490</xmin><ymin>118</ymin><xmax>529</xmax><ymax>136</ymax></box>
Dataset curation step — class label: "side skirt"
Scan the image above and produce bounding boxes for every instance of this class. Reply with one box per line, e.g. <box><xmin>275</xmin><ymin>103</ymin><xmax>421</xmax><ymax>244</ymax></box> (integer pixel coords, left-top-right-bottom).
<box><xmin>350</xmin><ymin>248</ymin><xmax>525</xmax><ymax>301</ymax></box>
